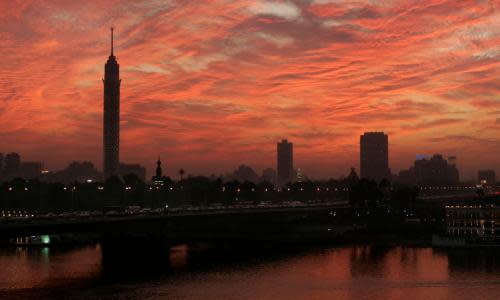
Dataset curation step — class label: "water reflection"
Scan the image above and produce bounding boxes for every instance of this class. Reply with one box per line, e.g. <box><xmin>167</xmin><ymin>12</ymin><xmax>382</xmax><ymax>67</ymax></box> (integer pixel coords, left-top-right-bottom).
<box><xmin>0</xmin><ymin>244</ymin><xmax>498</xmax><ymax>300</ymax></box>
<box><xmin>0</xmin><ymin>246</ymin><xmax>101</xmax><ymax>291</ymax></box>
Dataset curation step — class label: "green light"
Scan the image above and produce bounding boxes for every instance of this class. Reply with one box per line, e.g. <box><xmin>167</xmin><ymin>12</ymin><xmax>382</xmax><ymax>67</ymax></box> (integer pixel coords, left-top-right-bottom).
<box><xmin>41</xmin><ymin>235</ymin><xmax>50</xmax><ymax>244</ymax></box>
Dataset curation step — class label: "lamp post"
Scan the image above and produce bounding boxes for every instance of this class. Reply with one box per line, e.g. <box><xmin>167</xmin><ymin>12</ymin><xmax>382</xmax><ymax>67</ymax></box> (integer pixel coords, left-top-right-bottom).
<box><xmin>71</xmin><ymin>187</ymin><xmax>76</xmax><ymax>211</ymax></box>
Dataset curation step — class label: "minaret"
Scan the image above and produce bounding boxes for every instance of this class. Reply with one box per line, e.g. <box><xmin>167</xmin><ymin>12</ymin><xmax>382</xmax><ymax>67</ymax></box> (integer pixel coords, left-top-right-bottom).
<box><xmin>103</xmin><ymin>27</ymin><xmax>121</xmax><ymax>179</ymax></box>
<box><xmin>155</xmin><ymin>157</ymin><xmax>163</xmax><ymax>179</ymax></box>
<box><xmin>152</xmin><ymin>157</ymin><xmax>164</xmax><ymax>184</ymax></box>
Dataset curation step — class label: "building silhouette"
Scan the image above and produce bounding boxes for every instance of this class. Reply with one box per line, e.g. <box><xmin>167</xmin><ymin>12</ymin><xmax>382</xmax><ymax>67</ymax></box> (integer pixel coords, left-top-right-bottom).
<box><xmin>261</xmin><ymin>168</ymin><xmax>276</xmax><ymax>185</ymax></box>
<box><xmin>19</xmin><ymin>162</ymin><xmax>43</xmax><ymax>180</ymax></box>
<box><xmin>51</xmin><ymin>161</ymin><xmax>102</xmax><ymax>183</ymax></box>
<box><xmin>478</xmin><ymin>169</ymin><xmax>496</xmax><ymax>185</ymax></box>
<box><xmin>156</xmin><ymin>158</ymin><xmax>162</xmax><ymax>177</ymax></box>
<box><xmin>3</xmin><ymin>152</ymin><xmax>21</xmax><ymax>179</ymax></box>
<box><xmin>414</xmin><ymin>154</ymin><xmax>459</xmax><ymax>185</ymax></box>
<box><xmin>119</xmin><ymin>163</ymin><xmax>146</xmax><ymax>182</ymax></box>
<box><xmin>360</xmin><ymin>132</ymin><xmax>390</xmax><ymax>182</ymax></box>
<box><xmin>226</xmin><ymin>164</ymin><xmax>260</xmax><ymax>183</ymax></box>
<box><xmin>103</xmin><ymin>28</ymin><xmax>121</xmax><ymax>179</ymax></box>
<box><xmin>152</xmin><ymin>157</ymin><xmax>166</xmax><ymax>184</ymax></box>
<box><xmin>277</xmin><ymin>139</ymin><xmax>293</xmax><ymax>187</ymax></box>
<box><xmin>396</xmin><ymin>154</ymin><xmax>459</xmax><ymax>185</ymax></box>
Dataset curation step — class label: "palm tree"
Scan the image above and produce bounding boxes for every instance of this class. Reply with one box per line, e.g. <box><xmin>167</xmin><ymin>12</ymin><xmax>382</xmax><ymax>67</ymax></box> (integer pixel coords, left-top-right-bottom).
<box><xmin>179</xmin><ymin>168</ymin><xmax>185</xmax><ymax>181</ymax></box>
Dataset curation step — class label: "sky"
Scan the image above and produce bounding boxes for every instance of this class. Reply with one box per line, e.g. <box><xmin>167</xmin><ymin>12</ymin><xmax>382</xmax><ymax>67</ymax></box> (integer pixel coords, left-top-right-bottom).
<box><xmin>0</xmin><ymin>0</ymin><xmax>499</xmax><ymax>180</ymax></box>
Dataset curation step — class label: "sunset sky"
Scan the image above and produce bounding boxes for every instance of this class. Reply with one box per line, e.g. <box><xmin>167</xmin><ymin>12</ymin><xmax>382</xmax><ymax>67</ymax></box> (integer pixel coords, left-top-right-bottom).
<box><xmin>1</xmin><ymin>0</ymin><xmax>499</xmax><ymax>180</ymax></box>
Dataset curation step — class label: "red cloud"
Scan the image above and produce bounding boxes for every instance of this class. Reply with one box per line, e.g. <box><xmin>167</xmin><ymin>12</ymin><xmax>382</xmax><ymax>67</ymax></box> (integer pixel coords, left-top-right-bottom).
<box><xmin>0</xmin><ymin>0</ymin><xmax>499</xmax><ymax>180</ymax></box>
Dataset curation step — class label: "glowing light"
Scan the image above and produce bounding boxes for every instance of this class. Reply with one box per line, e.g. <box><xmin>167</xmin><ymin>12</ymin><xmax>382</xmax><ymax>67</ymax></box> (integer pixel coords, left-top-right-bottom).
<box><xmin>41</xmin><ymin>235</ymin><xmax>50</xmax><ymax>245</ymax></box>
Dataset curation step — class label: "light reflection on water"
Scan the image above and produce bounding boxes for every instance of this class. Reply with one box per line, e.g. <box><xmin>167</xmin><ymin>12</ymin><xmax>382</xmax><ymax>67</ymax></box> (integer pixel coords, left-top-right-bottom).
<box><xmin>0</xmin><ymin>244</ymin><xmax>499</xmax><ymax>300</ymax></box>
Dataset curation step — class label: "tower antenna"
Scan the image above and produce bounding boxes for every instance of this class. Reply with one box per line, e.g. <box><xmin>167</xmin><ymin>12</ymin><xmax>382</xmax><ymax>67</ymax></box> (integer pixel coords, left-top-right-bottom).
<box><xmin>110</xmin><ymin>27</ymin><xmax>114</xmax><ymax>55</ymax></box>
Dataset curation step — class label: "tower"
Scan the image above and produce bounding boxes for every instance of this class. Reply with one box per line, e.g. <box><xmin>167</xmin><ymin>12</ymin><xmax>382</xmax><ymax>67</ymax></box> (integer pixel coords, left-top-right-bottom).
<box><xmin>156</xmin><ymin>157</ymin><xmax>162</xmax><ymax>179</ymax></box>
<box><xmin>277</xmin><ymin>139</ymin><xmax>293</xmax><ymax>187</ymax></box>
<box><xmin>152</xmin><ymin>157</ymin><xmax>164</xmax><ymax>184</ymax></box>
<box><xmin>103</xmin><ymin>28</ymin><xmax>121</xmax><ymax>179</ymax></box>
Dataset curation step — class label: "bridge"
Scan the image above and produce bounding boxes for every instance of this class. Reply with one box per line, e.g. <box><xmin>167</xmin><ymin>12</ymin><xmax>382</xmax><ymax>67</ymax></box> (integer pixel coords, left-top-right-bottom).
<box><xmin>0</xmin><ymin>203</ymin><xmax>350</xmax><ymax>247</ymax></box>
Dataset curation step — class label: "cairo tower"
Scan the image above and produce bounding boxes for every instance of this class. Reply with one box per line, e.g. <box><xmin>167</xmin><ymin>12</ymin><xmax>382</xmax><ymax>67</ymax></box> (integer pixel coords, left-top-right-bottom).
<box><xmin>103</xmin><ymin>28</ymin><xmax>120</xmax><ymax>179</ymax></box>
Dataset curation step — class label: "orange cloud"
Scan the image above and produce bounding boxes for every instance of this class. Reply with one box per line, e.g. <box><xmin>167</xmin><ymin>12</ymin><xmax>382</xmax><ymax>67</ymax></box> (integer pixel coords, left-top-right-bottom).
<box><xmin>0</xmin><ymin>0</ymin><xmax>499</xmax><ymax>180</ymax></box>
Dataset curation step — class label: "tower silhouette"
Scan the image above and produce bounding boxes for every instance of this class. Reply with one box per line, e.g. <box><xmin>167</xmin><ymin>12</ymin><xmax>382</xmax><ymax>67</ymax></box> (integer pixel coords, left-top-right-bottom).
<box><xmin>156</xmin><ymin>157</ymin><xmax>163</xmax><ymax>179</ymax></box>
<box><xmin>103</xmin><ymin>28</ymin><xmax>121</xmax><ymax>179</ymax></box>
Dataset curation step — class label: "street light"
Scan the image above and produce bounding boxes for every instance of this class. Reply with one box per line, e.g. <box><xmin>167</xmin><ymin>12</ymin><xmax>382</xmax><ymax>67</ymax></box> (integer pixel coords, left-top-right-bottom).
<box><xmin>71</xmin><ymin>187</ymin><xmax>77</xmax><ymax>211</ymax></box>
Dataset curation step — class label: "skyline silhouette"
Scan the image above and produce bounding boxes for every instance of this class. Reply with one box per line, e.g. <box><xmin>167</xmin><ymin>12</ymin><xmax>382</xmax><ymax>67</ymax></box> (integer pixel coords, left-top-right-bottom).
<box><xmin>0</xmin><ymin>1</ymin><xmax>499</xmax><ymax>180</ymax></box>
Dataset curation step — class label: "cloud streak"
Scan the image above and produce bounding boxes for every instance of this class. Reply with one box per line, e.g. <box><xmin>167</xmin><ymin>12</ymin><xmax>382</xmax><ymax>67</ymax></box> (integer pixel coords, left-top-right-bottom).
<box><xmin>0</xmin><ymin>0</ymin><xmax>499</xmax><ymax>179</ymax></box>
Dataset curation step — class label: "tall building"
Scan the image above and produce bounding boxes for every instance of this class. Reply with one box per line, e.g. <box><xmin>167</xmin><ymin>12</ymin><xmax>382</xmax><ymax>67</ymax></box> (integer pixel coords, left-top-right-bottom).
<box><xmin>478</xmin><ymin>170</ymin><xmax>496</xmax><ymax>185</ymax></box>
<box><xmin>4</xmin><ymin>152</ymin><xmax>21</xmax><ymax>179</ymax></box>
<box><xmin>360</xmin><ymin>132</ymin><xmax>390</xmax><ymax>182</ymax></box>
<box><xmin>395</xmin><ymin>154</ymin><xmax>459</xmax><ymax>185</ymax></box>
<box><xmin>103</xmin><ymin>28</ymin><xmax>121</xmax><ymax>179</ymax></box>
<box><xmin>277</xmin><ymin>139</ymin><xmax>293</xmax><ymax>187</ymax></box>
<box><xmin>414</xmin><ymin>154</ymin><xmax>459</xmax><ymax>185</ymax></box>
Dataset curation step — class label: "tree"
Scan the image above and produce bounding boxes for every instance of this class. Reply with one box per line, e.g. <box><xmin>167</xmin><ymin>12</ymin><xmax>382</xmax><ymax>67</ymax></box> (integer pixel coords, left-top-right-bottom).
<box><xmin>104</xmin><ymin>176</ymin><xmax>124</xmax><ymax>206</ymax></box>
<box><xmin>123</xmin><ymin>173</ymin><xmax>146</xmax><ymax>206</ymax></box>
<box><xmin>349</xmin><ymin>178</ymin><xmax>383</xmax><ymax>208</ymax></box>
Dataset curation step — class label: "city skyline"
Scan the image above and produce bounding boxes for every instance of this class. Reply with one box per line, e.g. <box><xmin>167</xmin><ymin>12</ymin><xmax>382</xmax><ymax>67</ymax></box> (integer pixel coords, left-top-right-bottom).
<box><xmin>1</xmin><ymin>1</ymin><xmax>499</xmax><ymax>180</ymax></box>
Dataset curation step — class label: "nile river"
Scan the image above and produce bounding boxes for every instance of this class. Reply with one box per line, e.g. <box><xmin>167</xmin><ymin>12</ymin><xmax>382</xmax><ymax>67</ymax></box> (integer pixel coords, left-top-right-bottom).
<box><xmin>0</xmin><ymin>244</ymin><xmax>499</xmax><ymax>299</ymax></box>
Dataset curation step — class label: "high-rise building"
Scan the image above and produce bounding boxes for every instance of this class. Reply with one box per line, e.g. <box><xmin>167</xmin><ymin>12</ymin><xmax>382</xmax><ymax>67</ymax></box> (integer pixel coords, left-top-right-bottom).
<box><xmin>414</xmin><ymin>154</ymin><xmax>459</xmax><ymax>184</ymax></box>
<box><xmin>478</xmin><ymin>169</ymin><xmax>496</xmax><ymax>185</ymax></box>
<box><xmin>277</xmin><ymin>139</ymin><xmax>293</xmax><ymax>187</ymax></box>
<box><xmin>103</xmin><ymin>28</ymin><xmax>121</xmax><ymax>179</ymax></box>
<box><xmin>4</xmin><ymin>152</ymin><xmax>21</xmax><ymax>179</ymax></box>
<box><xmin>395</xmin><ymin>154</ymin><xmax>459</xmax><ymax>185</ymax></box>
<box><xmin>360</xmin><ymin>132</ymin><xmax>390</xmax><ymax>182</ymax></box>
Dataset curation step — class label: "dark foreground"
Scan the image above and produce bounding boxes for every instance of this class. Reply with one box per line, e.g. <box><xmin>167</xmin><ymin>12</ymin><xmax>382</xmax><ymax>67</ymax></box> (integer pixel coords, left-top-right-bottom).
<box><xmin>0</xmin><ymin>243</ymin><xmax>499</xmax><ymax>300</ymax></box>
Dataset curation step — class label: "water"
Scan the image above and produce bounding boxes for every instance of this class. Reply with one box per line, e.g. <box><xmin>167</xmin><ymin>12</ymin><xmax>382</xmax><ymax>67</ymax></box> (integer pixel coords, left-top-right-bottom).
<box><xmin>0</xmin><ymin>244</ymin><xmax>499</xmax><ymax>300</ymax></box>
